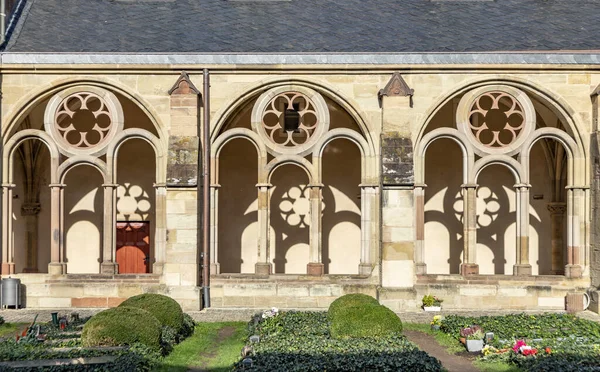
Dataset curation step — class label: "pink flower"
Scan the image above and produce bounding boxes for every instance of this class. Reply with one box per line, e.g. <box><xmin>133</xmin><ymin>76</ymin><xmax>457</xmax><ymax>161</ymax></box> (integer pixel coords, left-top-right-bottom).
<box><xmin>513</xmin><ymin>340</ymin><xmax>526</xmax><ymax>353</ymax></box>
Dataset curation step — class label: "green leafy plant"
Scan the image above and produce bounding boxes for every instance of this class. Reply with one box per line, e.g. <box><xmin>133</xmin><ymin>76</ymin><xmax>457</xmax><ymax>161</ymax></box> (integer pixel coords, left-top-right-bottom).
<box><xmin>330</xmin><ymin>303</ymin><xmax>403</xmax><ymax>339</ymax></box>
<box><xmin>81</xmin><ymin>306</ymin><xmax>161</xmax><ymax>350</ymax></box>
<box><xmin>327</xmin><ymin>293</ymin><xmax>379</xmax><ymax>320</ymax></box>
<box><xmin>467</xmin><ymin>329</ymin><xmax>485</xmax><ymax>340</ymax></box>
<box><xmin>422</xmin><ymin>294</ymin><xmax>442</xmax><ymax>307</ymax></box>
<box><xmin>119</xmin><ymin>293</ymin><xmax>184</xmax><ymax>333</ymax></box>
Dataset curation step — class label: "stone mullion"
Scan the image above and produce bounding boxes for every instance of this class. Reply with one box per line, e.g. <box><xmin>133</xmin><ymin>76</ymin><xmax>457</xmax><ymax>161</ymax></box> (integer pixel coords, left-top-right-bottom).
<box><xmin>255</xmin><ymin>183</ymin><xmax>272</xmax><ymax>275</ymax></box>
<box><xmin>461</xmin><ymin>184</ymin><xmax>479</xmax><ymax>275</ymax></box>
<box><xmin>307</xmin><ymin>184</ymin><xmax>324</xmax><ymax>276</ymax></box>
<box><xmin>1</xmin><ymin>184</ymin><xmax>15</xmax><ymax>275</ymax></box>
<box><xmin>566</xmin><ymin>186</ymin><xmax>585</xmax><ymax>278</ymax></box>
<box><xmin>514</xmin><ymin>184</ymin><xmax>532</xmax><ymax>275</ymax></box>
<box><xmin>210</xmin><ymin>184</ymin><xmax>220</xmax><ymax>275</ymax></box>
<box><xmin>48</xmin><ymin>183</ymin><xmax>65</xmax><ymax>275</ymax></box>
<box><xmin>101</xmin><ymin>183</ymin><xmax>119</xmax><ymax>274</ymax></box>
<box><xmin>414</xmin><ymin>184</ymin><xmax>426</xmax><ymax>274</ymax></box>
<box><xmin>153</xmin><ymin>183</ymin><xmax>167</xmax><ymax>275</ymax></box>
<box><xmin>547</xmin><ymin>202</ymin><xmax>566</xmax><ymax>274</ymax></box>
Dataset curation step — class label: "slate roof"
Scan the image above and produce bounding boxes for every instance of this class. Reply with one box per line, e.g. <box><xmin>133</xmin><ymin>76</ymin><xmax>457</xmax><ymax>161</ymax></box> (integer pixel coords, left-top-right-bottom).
<box><xmin>4</xmin><ymin>0</ymin><xmax>600</xmax><ymax>53</ymax></box>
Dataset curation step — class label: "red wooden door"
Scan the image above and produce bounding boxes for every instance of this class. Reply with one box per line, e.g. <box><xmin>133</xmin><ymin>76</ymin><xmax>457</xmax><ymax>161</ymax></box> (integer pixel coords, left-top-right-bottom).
<box><xmin>116</xmin><ymin>222</ymin><xmax>150</xmax><ymax>274</ymax></box>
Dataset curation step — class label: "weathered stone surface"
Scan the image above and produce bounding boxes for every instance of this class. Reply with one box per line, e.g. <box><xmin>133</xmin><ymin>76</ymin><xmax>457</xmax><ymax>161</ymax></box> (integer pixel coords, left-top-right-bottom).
<box><xmin>381</xmin><ymin>133</ymin><xmax>414</xmax><ymax>185</ymax></box>
<box><xmin>591</xmin><ymin>131</ymin><xmax>600</xmax><ymax>289</ymax></box>
<box><xmin>167</xmin><ymin>136</ymin><xmax>199</xmax><ymax>187</ymax></box>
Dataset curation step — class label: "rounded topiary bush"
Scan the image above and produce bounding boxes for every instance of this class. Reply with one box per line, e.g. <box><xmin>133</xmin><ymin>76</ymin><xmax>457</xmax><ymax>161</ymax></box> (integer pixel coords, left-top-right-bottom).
<box><xmin>119</xmin><ymin>293</ymin><xmax>184</xmax><ymax>332</ymax></box>
<box><xmin>327</xmin><ymin>293</ymin><xmax>379</xmax><ymax>319</ymax></box>
<box><xmin>330</xmin><ymin>303</ymin><xmax>403</xmax><ymax>339</ymax></box>
<box><xmin>81</xmin><ymin>306</ymin><xmax>161</xmax><ymax>349</ymax></box>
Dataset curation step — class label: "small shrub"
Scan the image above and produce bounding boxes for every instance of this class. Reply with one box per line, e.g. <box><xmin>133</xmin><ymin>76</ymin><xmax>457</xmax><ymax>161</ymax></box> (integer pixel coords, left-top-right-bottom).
<box><xmin>330</xmin><ymin>303</ymin><xmax>403</xmax><ymax>339</ymax></box>
<box><xmin>178</xmin><ymin>313</ymin><xmax>196</xmax><ymax>341</ymax></box>
<box><xmin>160</xmin><ymin>325</ymin><xmax>177</xmax><ymax>355</ymax></box>
<box><xmin>327</xmin><ymin>293</ymin><xmax>379</xmax><ymax>319</ymax></box>
<box><xmin>0</xmin><ymin>316</ymin><xmax>4</xmax><ymax>326</ymax></box>
<box><xmin>81</xmin><ymin>306</ymin><xmax>161</xmax><ymax>350</ymax></box>
<box><xmin>119</xmin><ymin>293</ymin><xmax>184</xmax><ymax>332</ymax></box>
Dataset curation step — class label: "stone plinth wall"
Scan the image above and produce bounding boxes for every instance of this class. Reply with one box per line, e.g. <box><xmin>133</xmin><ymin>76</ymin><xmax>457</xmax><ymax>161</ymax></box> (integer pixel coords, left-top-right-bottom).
<box><xmin>380</xmin><ymin>275</ymin><xmax>591</xmax><ymax>312</ymax></box>
<box><xmin>210</xmin><ymin>275</ymin><xmax>377</xmax><ymax>309</ymax></box>
<box><xmin>6</xmin><ymin>274</ymin><xmax>200</xmax><ymax>311</ymax></box>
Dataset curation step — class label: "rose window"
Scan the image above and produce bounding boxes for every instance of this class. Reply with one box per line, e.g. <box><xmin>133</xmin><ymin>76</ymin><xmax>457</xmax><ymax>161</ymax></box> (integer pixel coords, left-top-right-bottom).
<box><xmin>44</xmin><ymin>86</ymin><xmax>124</xmax><ymax>157</ymax></box>
<box><xmin>468</xmin><ymin>92</ymin><xmax>524</xmax><ymax>148</ymax></box>
<box><xmin>456</xmin><ymin>85</ymin><xmax>535</xmax><ymax>157</ymax></box>
<box><xmin>55</xmin><ymin>92</ymin><xmax>113</xmax><ymax>148</ymax></box>
<box><xmin>251</xmin><ymin>86</ymin><xmax>330</xmax><ymax>156</ymax></box>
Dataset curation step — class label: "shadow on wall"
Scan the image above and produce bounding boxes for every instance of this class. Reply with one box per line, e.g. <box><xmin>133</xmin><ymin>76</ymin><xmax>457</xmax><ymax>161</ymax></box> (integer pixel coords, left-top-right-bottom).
<box><xmin>65</xmin><ymin>166</ymin><xmax>103</xmax><ymax>274</ymax></box>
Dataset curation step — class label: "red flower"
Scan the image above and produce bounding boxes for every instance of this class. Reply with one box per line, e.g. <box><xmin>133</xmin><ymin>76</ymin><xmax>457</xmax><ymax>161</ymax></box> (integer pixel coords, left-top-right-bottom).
<box><xmin>545</xmin><ymin>347</ymin><xmax>551</xmax><ymax>354</ymax></box>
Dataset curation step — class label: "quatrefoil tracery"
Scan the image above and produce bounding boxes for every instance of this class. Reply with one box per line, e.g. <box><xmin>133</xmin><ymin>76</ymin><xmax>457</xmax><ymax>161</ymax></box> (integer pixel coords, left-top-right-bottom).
<box><xmin>262</xmin><ymin>92</ymin><xmax>319</xmax><ymax>147</ymax></box>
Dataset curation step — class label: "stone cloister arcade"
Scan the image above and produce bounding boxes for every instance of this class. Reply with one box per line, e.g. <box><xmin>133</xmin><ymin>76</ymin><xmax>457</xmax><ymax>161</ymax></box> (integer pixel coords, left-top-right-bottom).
<box><xmin>1</xmin><ymin>83</ymin><xmax>166</xmax><ymax>276</ymax></box>
<box><xmin>414</xmin><ymin>83</ymin><xmax>587</xmax><ymax>279</ymax></box>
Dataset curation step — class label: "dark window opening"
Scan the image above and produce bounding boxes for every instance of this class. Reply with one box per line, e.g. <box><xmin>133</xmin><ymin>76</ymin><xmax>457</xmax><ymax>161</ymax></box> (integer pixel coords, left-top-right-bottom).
<box><xmin>284</xmin><ymin>103</ymin><xmax>301</xmax><ymax>133</ymax></box>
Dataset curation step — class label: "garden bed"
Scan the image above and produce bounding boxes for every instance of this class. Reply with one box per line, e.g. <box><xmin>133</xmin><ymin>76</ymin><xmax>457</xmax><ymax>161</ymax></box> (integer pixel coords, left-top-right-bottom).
<box><xmin>234</xmin><ymin>310</ymin><xmax>443</xmax><ymax>371</ymax></box>
<box><xmin>436</xmin><ymin>313</ymin><xmax>600</xmax><ymax>372</ymax></box>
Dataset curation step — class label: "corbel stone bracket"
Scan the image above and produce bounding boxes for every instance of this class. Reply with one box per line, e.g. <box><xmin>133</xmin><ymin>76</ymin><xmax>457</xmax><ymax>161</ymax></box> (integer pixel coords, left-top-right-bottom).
<box><xmin>378</xmin><ymin>72</ymin><xmax>414</xmax><ymax>108</ymax></box>
<box><xmin>168</xmin><ymin>71</ymin><xmax>201</xmax><ymax>96</ymax></box>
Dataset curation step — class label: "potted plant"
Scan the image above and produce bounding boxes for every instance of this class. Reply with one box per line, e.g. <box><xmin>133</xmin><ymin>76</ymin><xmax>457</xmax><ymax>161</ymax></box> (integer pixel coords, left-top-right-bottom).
<box><xmin>462</xmin><ymin>327</ymin><xmax>485</xmax><ymax>352</ymax></box>
<box><xmin>422</xmin><ymin>294</ymin><xmax>443</xmax><ymax>311</ymax></box>
<box><xmin>430</xmin><ymin>315</ymin><xmax>443</xmax><ymax>331</ymax></box>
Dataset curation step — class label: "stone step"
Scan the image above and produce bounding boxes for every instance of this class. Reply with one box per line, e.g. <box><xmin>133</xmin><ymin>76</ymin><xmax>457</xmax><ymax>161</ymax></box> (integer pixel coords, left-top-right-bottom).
<box><xmin>0</xmin><ymin>356</ymin><xmax>118</xmax><ymax>368</ymax></box>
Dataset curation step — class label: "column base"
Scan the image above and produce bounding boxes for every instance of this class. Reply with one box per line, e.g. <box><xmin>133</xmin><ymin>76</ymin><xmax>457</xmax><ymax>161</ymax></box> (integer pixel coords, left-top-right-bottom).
<box><xmin>416</xmin><ymin>262</ymin><xmax>427</xmax><ymax>275</ymax></box>
<box><xmin>1</xmin><ymin>263</ymin><xmax>15</xmax><ymax>275</ymax></box>
<box><xmin>461</xmin><ymin>263</ymin><xmax>479</xmax><ymax>276</ymax></box>
<box><xmin>565</xmin><ymin>264</ymin><xmax>583</xmax><ymax>278</ymax></box>
<box><xmin>513</xmin><ymin>264</ymin><xmax>532</xmax><ymax>276</ymax></box>
<box><xmin>153</xmin><ymin>262</ymin><xmax>165</xmax><ymax>275</ymax></box>
<box><xmin>255</xmin><ymin>262</ymin><xmax>272</xmax><ymax>275</ymax></box>
<box><xmin>307</xmin><ymin>262</ymin><xmax>324</xmax><ymax>276</ymax></box>
<box><xmin>48</xmin><ymin>263</ymin><xmax>64</xmax><ymax>275</ymax></box>
<box><xmin>358</xmin><ymin>263</ymin><xmax>373</xmax><ymax>276</ymax></box>
<box><xmin>210</xmin><ymin>263</ymin><xmax>221</xmax><ymax>275</ymax></box>
<box><xmin>101</xmin><ymin>262</ymin><xmax>119</xmax><ymax>275</ymax></box>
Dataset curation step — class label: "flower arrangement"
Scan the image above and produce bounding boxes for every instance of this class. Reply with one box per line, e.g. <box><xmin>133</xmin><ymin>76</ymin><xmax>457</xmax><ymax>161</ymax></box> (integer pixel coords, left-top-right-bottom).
<box><xmin>261</xmin><ymin>307</ymin><xmax>279</xmax><ymax>319</ymax></box>
<box><xmin>512</xmin><ymin>339</ymin><xmax>537</xmax><ymax>356</ymax></box>
<box><xmin>460</xmin><ymin>325</ymin><xmax>483</xmax><ymax>339</ymax></box>
<box><xmin>430</xmin><ymin>315</ymin><xmax>443</xmax><ymax>326</ymax></box>
<box><xmin>422</xmin><ymin>294</ymin><xmax>443</xmax><ymax>307</ymax></box>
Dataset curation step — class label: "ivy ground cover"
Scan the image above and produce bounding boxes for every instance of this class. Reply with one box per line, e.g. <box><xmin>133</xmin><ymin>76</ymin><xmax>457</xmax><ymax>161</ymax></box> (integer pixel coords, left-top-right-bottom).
<box><xmin>234</xmin><ymin>311</ymin><xmax>443</xmax><ymax>372</ymax></box>
<box><xmin>440</xmin><ymin>313</ymin><xmax>600</xmax><ymax>372</ymax></box>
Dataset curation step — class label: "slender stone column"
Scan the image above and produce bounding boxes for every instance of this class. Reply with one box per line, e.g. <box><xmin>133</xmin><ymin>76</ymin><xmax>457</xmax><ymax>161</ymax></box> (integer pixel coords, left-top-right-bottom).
<box><xmin>48</xmin><ymin>184</ymin><xmax>65</xmax><ymax>275</ymax></box>
<box><xmin>358</xmin><ymin>184</ymin><xmax>379</xmax><ymax>275</ymax></box>
<box><xmin>461</xmin><ymin>184</ymin><xmax>479</xmax><ymax>275</ymax></box>
<box><xmin>209</xmin><ymin>184</ymin><xmax>220</xmax><ymax>275</ymax></box>
<box><xmin>1</xmin><ymin>184</ymin><xmax>15</xmax><ymax>275</ymax></box>
<box><xmin>565</xmin><ymin>187</ymin><xmax>585</xmax><ymax>278</ymax></box>
<box><xmin>414</xmin><ymin>184</ymin><xmax>427</xmax><ymax>275</ymax></box>
<box><xmin>255</xmin><ymin>183</ymin><xmax>272</xmax><ymax>275</ymax></box>
<box><xmin>22</xmin><ymin>203</ymin><xmax>41</xmax><ymax>273</ymax></box>
<box><xmin>307</xmin><ymin>183</ymin><xmax>324</xmax><ymax>276</ymax></box>
<box><xmin>153</xmin><ymin>183</ymin><xmax>167</xmax><ymax>275</ymax></box>
<box><xmin>101</xmin><ymin>183</ymin><xmax>119</xmax><ymax>274</ymax></box>
<box><xmin>547</xmin><ymin>202</ymin><xmax>566</xmax><ymax>275</ymax></box>
<box><xmin>514</xmin><ymin>184</ymin><xmax>532</xmax><ymax>275</ymax></box>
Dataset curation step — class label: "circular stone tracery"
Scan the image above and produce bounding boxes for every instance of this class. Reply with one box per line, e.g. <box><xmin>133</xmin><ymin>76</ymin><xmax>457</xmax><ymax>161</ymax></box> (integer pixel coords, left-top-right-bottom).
<box><xmin>456</xmin><ymin>85</ymin><xmax>535</xmax><ymax>156</ymax></box>
<box><xmin>251</xmin><ymin>86</ymin><xmax>330</xmax><ymax>156</ymax></box>
<box><xmin>44</xmin><ymin>86</ymin><xmax>124</xmax><ymax>157</ymax></box>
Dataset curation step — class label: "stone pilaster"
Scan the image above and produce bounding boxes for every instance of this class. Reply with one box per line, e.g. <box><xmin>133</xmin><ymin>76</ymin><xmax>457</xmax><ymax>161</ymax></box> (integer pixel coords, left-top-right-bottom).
<box><xmin>1</xmin><ymin>184</ymin><xmax>15</xmax><ymax>275</ymax></box>
<box><xmin>514</xmin><ymin>184</ymin><xmax>532</xmax><ymax>276</ymax></box>
<box><xmin>360</xmin><ymin>184</ymin><xmax>379</xmax><ymax>275</ymax></box>
<box><xmin>255</xmin><ymin>183</ymin><xmax>272</xmax><ymax>275</ymax></box>
<box><xmin>48</xmin><ymin>183</ymin><xmax>65</xmax><ymax>275</ymax></box>
<box><xmin>153</xmin><ymin>183</ymin><xmax>167</xmax><ymax>275</ymax></box>
<box><xmin>210</xmin><ymin>184</ymin><xmax>221</xmax><ymax>275</ymax></box>
<box><xmin>566</xmin><ymin>186</ymin><xmax>586</xmax><ymax>278</ymax></box>
<box><xmin>101</xmin><ymin>183</ymin><xmax>119</xmax><ymax>274</ymax></box>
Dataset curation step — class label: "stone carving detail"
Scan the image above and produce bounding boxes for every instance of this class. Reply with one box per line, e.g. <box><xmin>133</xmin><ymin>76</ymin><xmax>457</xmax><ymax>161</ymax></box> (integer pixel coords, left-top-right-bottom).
<box><xmin>55</xmin><ymin>92</ymin><xmax>114</xmax><ymax>149</ymax></box>
<box><xmin>262</xmin><ymin>92</ymin><xmax>318</xmax><ymax>147</ymax></box>
<box><xmin>547</xmin><ymin>202</ymin><xmax>567</xmax><ymax>214</ymax></box>
<box><xmin>468</xmin><ymin>91</ymin><xmax>525</xmax><ymax>148</ymax></box>
<box><xmin>21</xmin><ymin>203</ymin><xmax>41</xmax><ymax>216</ymax></box>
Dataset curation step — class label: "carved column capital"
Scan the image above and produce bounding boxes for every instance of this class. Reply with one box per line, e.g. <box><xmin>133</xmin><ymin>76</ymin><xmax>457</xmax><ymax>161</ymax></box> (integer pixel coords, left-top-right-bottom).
<box><xmin>21</xmin><ymin>203</ymin><xmax>41</xmax><ymax>216</ymax></box>
<box><xmin>547</xmin><ymin>202</ymin><xmax>567</xmax><ymax>215</ymax></box>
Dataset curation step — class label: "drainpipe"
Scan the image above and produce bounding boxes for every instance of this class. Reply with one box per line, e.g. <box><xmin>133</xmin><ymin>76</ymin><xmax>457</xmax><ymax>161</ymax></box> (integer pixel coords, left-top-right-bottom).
<box><xmin>201</xmin><ymin>69</ymin><xmax>211</xmax><ymax>308</ymax></box>
<box><xmin>0</xmin><ymin>0</ymin><xmax>6</xmax><ymax>45</ymax></box>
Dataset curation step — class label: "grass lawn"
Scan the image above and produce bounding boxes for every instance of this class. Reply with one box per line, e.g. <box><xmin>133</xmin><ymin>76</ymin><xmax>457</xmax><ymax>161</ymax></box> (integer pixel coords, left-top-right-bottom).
<box><xmin>0</xmin><ymin>323</ymin><xmax>28</xmax><ymax>338</ymax></box>
<box><xmin>155</xmin><ymin>321</ymin><xmax>246</xmax><ymax>372</ymax></box>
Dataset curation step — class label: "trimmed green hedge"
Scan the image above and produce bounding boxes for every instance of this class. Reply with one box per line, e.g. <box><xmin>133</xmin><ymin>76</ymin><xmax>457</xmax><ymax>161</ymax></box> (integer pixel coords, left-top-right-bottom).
<box><xmin>119</xmin><ymin>293</ymin><xmax>184</xmax><ymax>332</ymax></box>
<box><xmin>330</xmin><ymin>303</ymin><xmax>403</xmax><ymax>339</ymax></box>
<box><xmin>327</xmin><ymin>294</ymin><xmax>379</xmax><ymax>320</ymax></box>
<box><xmin>81</xmin><ymin>306</ymin><xmax>161</xmax><ymax>350</ymax></box>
